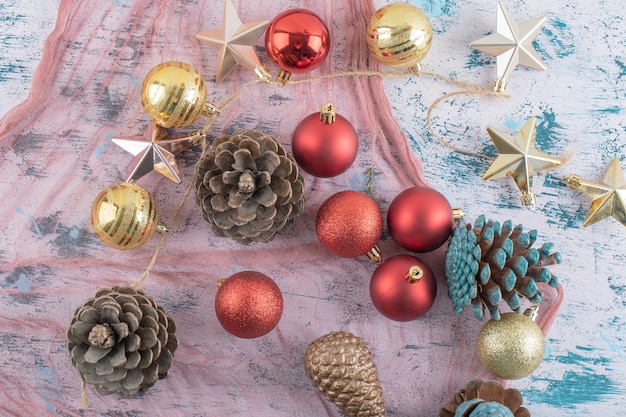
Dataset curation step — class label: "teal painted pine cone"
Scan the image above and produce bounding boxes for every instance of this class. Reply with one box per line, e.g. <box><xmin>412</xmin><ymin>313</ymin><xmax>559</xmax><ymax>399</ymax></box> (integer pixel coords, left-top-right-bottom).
<box><xmin>444</xmin><ymin>215</ymin><xmax>560</xmax><ymax>320</ymax></box>
<box><xmin>439</xmin><ymin>380</ymin><xmax>530</xmax><ymax>417</ymax></box>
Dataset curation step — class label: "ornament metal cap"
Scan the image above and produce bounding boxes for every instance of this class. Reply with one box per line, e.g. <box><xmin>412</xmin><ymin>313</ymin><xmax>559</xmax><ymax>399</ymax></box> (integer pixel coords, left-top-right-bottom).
<box><xmin>405</xmin><ymin>266</ymin><xmax>424</xmax><ymax>283</ymax></box>
<box><xmin>492</xmin><ymin>78</ymin><xmax>508</xmax><ymax>93</ymax></box>
<box><xmin>452</xmin><ymin>208</ymin><xmax>466</xmax><ymax>221</ymax></box>
<box><xmin>524</xmin><ymin>305</ymin><xmax>539</xmax><ymax>321</ymax></box>
<box><xmin>408</xmin><ymin>63</ymin><xmax>422</xmax><ymax>75</ymax></box>
<box><xmin>320</xmin><ymin>103</ymin><xmax>336</xmax><ymax>124</ymax></box>
<box><xmin>254</xmin><ymin>65</ymin><xmax>272</xmax><ymax>82</ymax></box>
<box><xmin>366</xmin><ymin>245</ymin><xmax>383</xmax><ymax>264</ymax></box>
<box><xmin>276</xmin><ymin>69</ymin><xmax>292</xmax><ymax>86</ymax></box>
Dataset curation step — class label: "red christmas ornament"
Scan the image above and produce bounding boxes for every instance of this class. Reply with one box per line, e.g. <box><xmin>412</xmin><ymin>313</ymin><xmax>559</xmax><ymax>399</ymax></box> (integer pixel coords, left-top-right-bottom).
<box><xmin>369</xmin><ymin>255</ymin><xmax>437</xmax><ymax>321</ymax></box>
<box><xmin>265</xmin><ymin>8</ymin><xmax>330</xmax><ymax>84</ymax></box>
<box><xmin>292</xmin><ymin>103</ymin><xmax>358</xmax><ymax>178</ymax></box>
<box><xmin>387</xmin><ymin>186</ymin><xmax>453</xmax><ymax>253</ymax></box>
<box><xmin>215</xmin><ymin>271</ymin><xmax>283</xmax><ymax>339</ymax></box>
<box><xmin>316</xmin><ymin>190</ymin><xmax>383</xmax><ymax>260</ymax></box>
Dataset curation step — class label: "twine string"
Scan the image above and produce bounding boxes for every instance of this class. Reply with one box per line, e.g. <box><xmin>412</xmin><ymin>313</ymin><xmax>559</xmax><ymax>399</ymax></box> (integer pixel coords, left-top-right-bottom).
<box><xmin>425</xmin><ymin>88</ymin><xmax>508</xmax><ymax>161</ymax></box>
<box><xmin>131</xmin><ymin>68</ymin><xmax>507</xmax><ymax>287</ymax></box>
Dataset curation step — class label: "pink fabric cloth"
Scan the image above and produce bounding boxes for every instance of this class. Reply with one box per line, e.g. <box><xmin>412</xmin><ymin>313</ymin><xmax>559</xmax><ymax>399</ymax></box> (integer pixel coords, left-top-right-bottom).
<box><xmin>0</xmin><ymin>0</ymin><xmax>562</xmax><ymax>416</ymax></box>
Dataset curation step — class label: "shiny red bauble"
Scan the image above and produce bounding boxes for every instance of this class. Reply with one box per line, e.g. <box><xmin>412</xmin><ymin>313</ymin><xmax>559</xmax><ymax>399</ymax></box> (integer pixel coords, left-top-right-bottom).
<box><xmin>292</xmin><ymin>112</ymin><xmax>358</xmax><ymax>177</ymax></box>
<box><xmin>387</xmin><ymin>186</ymin><xmax>453</xmax><ymax>253</ymax></box>
<box><xmin>369</xmin><ymin>255</ymin><xmax>437</xmax><ymax>321</ymax></box>
<box><xmin>215</xmin><ymin>271</ymin><xmax>283</xmax><ymax>339</ymax></box>
<box><xmin>265</xmin><ymin>9</ymin><xmax>330</xmax><ymax>74</ymax></box>
<box><xmin>316</xmin><ymin>190</ymin><xmax>382</xmax><ymax>258</ymax></box>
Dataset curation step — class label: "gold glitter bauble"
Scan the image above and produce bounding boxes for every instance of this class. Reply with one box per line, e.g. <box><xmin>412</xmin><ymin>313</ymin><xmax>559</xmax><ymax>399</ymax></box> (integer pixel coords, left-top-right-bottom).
<box><xmin>476</xmin><ymin>311</ymin><xmax>545</xmax><ymax>380</ymax></box>
<box><xmin>366</xmin><ymin>2</ymin><xmax>432</xmax><ymax>71</ymax></box>
<box><xmin>141</xmin><ymin>61</ymin><xmax>209</xmax><ymax>128</ymax></box>
<box><xmin>91</xmin><ymin>182</ymin><xmax>159</xmax><ymax>250</ymax></box>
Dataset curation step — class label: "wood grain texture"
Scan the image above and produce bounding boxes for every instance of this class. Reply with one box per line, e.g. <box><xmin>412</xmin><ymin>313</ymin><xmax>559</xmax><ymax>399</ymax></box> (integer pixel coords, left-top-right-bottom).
<box><xmin>0</xmin><ymin>0</ymin><xmax>622</xmax><ymax>416</ymax></box>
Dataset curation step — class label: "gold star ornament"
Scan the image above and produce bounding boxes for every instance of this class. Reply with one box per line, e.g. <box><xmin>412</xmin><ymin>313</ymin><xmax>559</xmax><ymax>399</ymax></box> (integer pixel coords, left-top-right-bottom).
<box><xmin>470</xmin><ymin>2</ymin><xmax>546</xmax><ymax>92</ymax></box>
<box><xmin>112</xmin><ymin>122</ymin><xmax>204</xmax><ymax>184</ymax></box>
<box><xmin>563</xmin><ymin>158</ymin><xmax>626</xmax><ymax>227</ymax></box>
<box><xmin>195</xmin><ymin>0</ymin><xmax>270</xmax><ymax>82</ymax></box>
<box><xmin>483</xmin><ymin>116</ymin><xmax>561</xmax><ymax>210</ymax></box>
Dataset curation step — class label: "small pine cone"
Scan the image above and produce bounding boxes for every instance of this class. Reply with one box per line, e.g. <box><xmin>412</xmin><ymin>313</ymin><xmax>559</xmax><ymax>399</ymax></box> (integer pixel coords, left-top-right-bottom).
<box><xmin>194</xmin><ymin>129</ymin><xmax>305</xmax><ymax>244</ymax></box>
<box><xmin>439</xmin><ymin>380</ymin><xmax>530</xmax><ymax>417</ymax></box>
<box><xmin>67</xmin><ymin>286</ymin><xmax>178</xmax><ymax>397</ymax></box>
<box><xmin>445</xmin><ymin>215</ymin><xmax>561</xmax><ymax>320</ymax></box>
<box><xmin>304</xmin><ymin>331</ymin><xmax>386</xmax><ymax>417</ymax></box>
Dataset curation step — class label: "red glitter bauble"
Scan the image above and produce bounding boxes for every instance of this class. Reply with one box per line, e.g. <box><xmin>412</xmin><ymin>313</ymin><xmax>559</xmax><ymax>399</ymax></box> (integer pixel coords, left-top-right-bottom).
<box><xmin>316</xmin><ymin>190</ymin><xmax>382</xmax><ymax>258</ymax></box>
<box><xmin>369</xmin><ymin>255</ymin><xmax>437</xmax><ymax>321</ymax></box>
<box><xmin>292</xmin><ymin>112</ymin><xmax>358</xmax><ymax>177</ymax></box>
<box><xmin>265</xmin><ymin>9</ymin><xmax>330</xmax><ymax>74</ymax></box>
<box><xmin>387</xmin><ymin>186</ymin><xmax>453</xmax><ymax>253</ymax></box>
<box><xmin>215</xmin><ymin>271</ymin><xmax>283</xmax><ymax>339</ymax></box>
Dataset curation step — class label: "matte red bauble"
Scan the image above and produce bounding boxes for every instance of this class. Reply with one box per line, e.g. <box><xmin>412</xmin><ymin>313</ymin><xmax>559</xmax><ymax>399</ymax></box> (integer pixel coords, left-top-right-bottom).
<box><xmin>387</xmin><ymin>186</ymin><xmax>453</xmax><ymax>253</ymax></box>
<box><xmin>316</xmin><ymin>190</ymin><xmax>382</xmax><ymax>259</ymax></box>
<box><xmin>215</xmin><ymin>271</ymin><xmax>283</xmax><ymax>339</ymax></box>
<box><xmin>265</xmin><ymin>9</ymin><xmax>330</xmax><ymax>83</ymax></box>
<box><xmin>292</xmin><ymin>103</ymin><xmax>358</xmax><ymax>177</ymax></box>
<box><xmin>370</xmin><ymin>255</ymin><xmax>436</xmax><ymax>321</ymax></box>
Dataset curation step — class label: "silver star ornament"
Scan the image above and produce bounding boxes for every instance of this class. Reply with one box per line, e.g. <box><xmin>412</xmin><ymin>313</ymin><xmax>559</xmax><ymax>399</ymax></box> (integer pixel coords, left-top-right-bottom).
<box><xmin>470</xmin><ymin>2</ymin><xmax>546</xmax><ymax>92</ymax></box>
<box><xmin>195</xmin><ymin>0</ymin><xmax>270</xmax><ymax>82</ymax></box>
<box><xmin>112</xmin><ymin>122</ymin><xmax>204</xmax><ymax>184</ymax></box>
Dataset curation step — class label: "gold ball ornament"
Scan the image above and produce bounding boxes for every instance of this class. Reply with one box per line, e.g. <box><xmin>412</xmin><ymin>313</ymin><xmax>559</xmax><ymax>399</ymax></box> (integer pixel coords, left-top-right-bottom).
<box><xmin>140</xmin><ymin>61</ymin><xmax>218</xmax><ymax>128</ymax></box>
<box><xmin>91</xmin><ymin>182</ymin><xmax>160</xmax><ymax>250</ymax></box>
<box><xmin>366</xmin><ymin>2</ymin><xmax>433</xmax><ymax>73</ymax></box>
<box><xmin>476</xmin><ymin>308</ymin><xmax>545</xmax><ymax>380</ymax></box>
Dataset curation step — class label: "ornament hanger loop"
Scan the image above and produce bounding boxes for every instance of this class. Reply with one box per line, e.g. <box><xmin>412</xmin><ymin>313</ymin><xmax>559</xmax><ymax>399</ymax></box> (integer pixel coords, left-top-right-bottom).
<box><xmin>521</xmin><ymin>191</ymin><xmax>537</xmax><ymax>211</ymax></box>
<box><xmin>405</xmin><ymin>266</ymin><xmax>423</xmax><ymax>283</ymax></box>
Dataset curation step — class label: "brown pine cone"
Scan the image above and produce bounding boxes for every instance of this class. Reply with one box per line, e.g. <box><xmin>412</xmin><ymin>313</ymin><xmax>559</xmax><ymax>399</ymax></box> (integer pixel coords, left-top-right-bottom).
<box><xmin>439</xmin><ymin>380</ymin><xmax>530</xmax><ymax>417</ymax></box>
<box><xmin>67</xmin><ymin>286</ymin><xmax>178</xmax><ymax>397</ymax></box>
<box><xmin>304</xmin><ymin>331</ymin><xmax>386</xmax><ymax>417</ymax></box>
<box><xmin>195</xmin><ymin>129</ymin><xmax>305</xmax><ymax>244</ymax></box>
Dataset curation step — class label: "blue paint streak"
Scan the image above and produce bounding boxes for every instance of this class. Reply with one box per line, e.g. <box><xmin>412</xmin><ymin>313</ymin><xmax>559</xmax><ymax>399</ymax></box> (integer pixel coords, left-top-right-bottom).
<box><xmin>348</xmin><ymin>171</ymin><xmax>367</xmax><ymax>192</ymax></box>
<box><xmin>409</xmin><ymin>0</ymin><xmax>449</xmax><ymax>17</ymax></box>
<box><xmin>14</xmin><ymin>206</ymin><xmax>42</xmax><ymax>238</ymax></box>
<box><xmin>524</xmin><ymin>347</ymin><xmax>620</xmax><ymax>408</ymax></box>
<box><xmin>601</xmin><ymin>333</ymin><xmax>626</xmax><ymax>360</ymax></box>
<box><xmin>503</xmin><ymin>118</ymin><xmax>526</xmax><ymax>131</ymax></box>
<box><xmin>464</xmin><ymin>47</ymin><xmax>492</xmax><ymax>70</ymax></box>
<box><xmin>544</xmin><ymin>342</ymin><xmax>552</xmax><ymax>359</ymax></box>
<box><xmin>95</xmin><ymin>134</ymin><xmax>114</xmax><ymax>159</ymax></box>
<box><xmin>524</xmin><ymin>372</ymin><xmax>619</xmax><ymax>408</ymax></box>
<box><xmin>14</xmin><ymin>273</ymin><xmax>30</xmax><ymax>291</ymax></box>
<box><xmin>593</xmin><ymin>106</ymin><xmax>621</xmax><ymax>114</ymax></box>
<box><xmin>536</xmin><ymin>18</ymin><xmax>576</xmax><ymax>62</ymax></box>
<box><xmin>615</xmin><ymin>59</ymin><xmax>626</xmax><ymax>81</ymax></box>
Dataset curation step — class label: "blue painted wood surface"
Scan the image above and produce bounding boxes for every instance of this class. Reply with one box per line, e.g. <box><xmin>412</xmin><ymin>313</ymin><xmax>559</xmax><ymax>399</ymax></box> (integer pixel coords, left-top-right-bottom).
<box><xmin>397</xmin><ymin>0</ymin><xmax>626</xmax><ymax>415</ymax></box>
<box><xmin>1</xmin><ymin>0</ymin><xmax>625</xmax><ymax>415</ymax></box>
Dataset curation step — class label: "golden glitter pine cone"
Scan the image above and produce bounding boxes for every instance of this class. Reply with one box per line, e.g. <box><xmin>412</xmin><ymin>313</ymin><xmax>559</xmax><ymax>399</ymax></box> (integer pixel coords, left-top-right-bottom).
<box><xmin>67</xmin><ymin>286</ymin><xmax>178</xmax><ymax>397</ymax></box>
<box><xmin>439</xmin><ymin>380</ymin><xmax>530</xmax><ymax>417</ymax></box>
<box><xmin>304</xmin><ymin>331</ymin><xmax>386</xmax><ymax>417</ymax></box>
<box><xmin>195</xmin><ymin>129</ymin><xmax>305</xmax><ymax>244</ymax></box>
